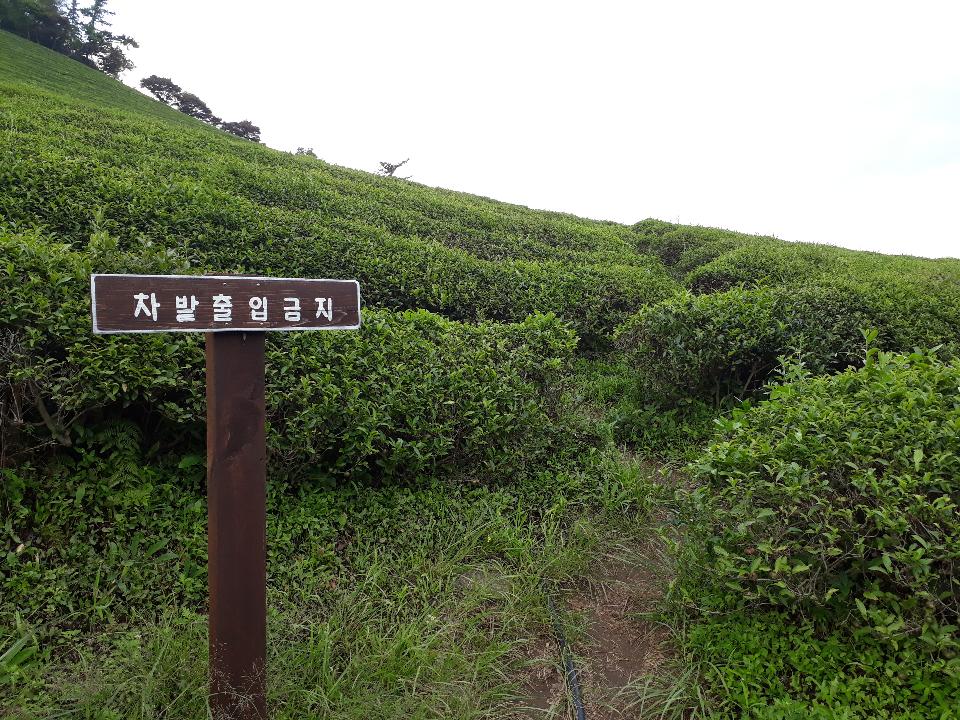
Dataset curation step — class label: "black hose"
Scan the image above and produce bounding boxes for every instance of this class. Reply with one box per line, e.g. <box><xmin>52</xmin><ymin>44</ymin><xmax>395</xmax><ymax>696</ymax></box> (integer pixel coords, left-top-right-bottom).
<box><xmin>545</xmin><ymin>587</ymin><xmax>587</xmax><ymax>720</ymax></box>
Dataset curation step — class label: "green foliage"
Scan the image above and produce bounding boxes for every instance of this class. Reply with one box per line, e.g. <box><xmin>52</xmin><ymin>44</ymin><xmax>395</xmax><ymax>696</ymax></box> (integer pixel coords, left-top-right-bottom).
<box><xmin>0</xmin><ymin>1</ymin><xmax>136</xmax><ymax>78</ymax></box>
<box><xmin>0</xmin><ymin>2</ymin><xmax>72</xmax><ymax>56</ymax></box>
<box><xmin>684</xmin><ymin>242</ymin><xmax>960</xmax><ymax>352</ymax></box>
<box><xmin>1</xmin><ymin>427</ymin><xmax>209</xmax><ymax>633</ymax></box>
<box><xmin>0</xmin><ymin>412</ymin><xmax>631</xmax><ymax>643</ymax></box>
<box><xmin>572</xmin><ymin>357</ymin><xmax>716</xmax><ymax>457</ymax></box>
<box><xmin>632</xmin><ymin>217</ymin><xmax>960</xmax><ymax>293</ymax></box>
<box><xmin>681</xmin><ymin>350</ymin><xmax>960</xmax><ymax>655</ymax></box>
<box><xmin>683</xmin><ymin>611</ymin><xmax>960</xmax><ymax>720</ymax></box>
<box><xmin>631</xmin><ymin>218</ymin><xmax>760</xmax><ymax>277</ymax></box>
<box><xmin>615</xmin><ymin>285</ymin><xmax>873</xmax><ymax>404</ymax></box>
<box><xmin>0</xmin><ymin>229</ymin><xmax>587</xmax><ymax>484</ymax></box>
<box><xmin>0</xmin><ymin>31</ymin><xmax>679</xmax><ymax>344</ymax></box>
<box><xmin>632</xmin><ymin>220</ymin><xmax>960</xmax><ymax>362</ymax></box>
<box><xmin>0</xmin><ymin>227</ymin><xmax>203</xmax><ymax>459</ymax></box>
<box><xmin>0</xmin><ymin>224</ymin><xmax>603</xmax><ymax>643</ymax></box>
<box><xmin>4</xmin><ymin>28</ymin><xmax>960</xmax><ymax>719</ymax></box>
<box><xmin>266</xmin><ymin>310</ymin><xmax>585</xmax><ymax>483</ymax></box>
<box><xmin>683</xmin><ymin>239</ymin><xmax>960</xmax><ymax>296</ymax></box>
<box><xmin>2</xmin><ymin>445</ymin><xmax>656</xmax><ymax>718</ymax></box>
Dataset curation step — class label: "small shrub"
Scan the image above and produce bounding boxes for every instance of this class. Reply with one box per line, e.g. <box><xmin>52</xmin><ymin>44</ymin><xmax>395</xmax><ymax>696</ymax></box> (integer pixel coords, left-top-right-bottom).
<box><xmin>573</xmin><ymin>358</ymin><xmax>716</xmax><ymax>457</ymax></box>
<box><xmin>615</xmin><ymin>285</ymin><xmax>870</xmax><ymax>404</ymax></box>
<box><xmin>630</xmin><ymin>219</ymin><xmax>750</xmax><ymax>277</ymax></box>
<box><xmin>682</xmin><ymin>349</ymin><xmax>960</xmax><ymax>651</ymax></box>
<box><xmin>683</xmin><ymin>611</ymin><xmax>960</xmax><ymax>720</ymax></box>
<box><xmin>684</xmin><ymin>242</ymin><xmax>960</xmax><ymax>353</ymax></box>
<box><xmin>631</xmin><ymin>221</ymin><xmax>960</xmax><ymax>358</ymax></box>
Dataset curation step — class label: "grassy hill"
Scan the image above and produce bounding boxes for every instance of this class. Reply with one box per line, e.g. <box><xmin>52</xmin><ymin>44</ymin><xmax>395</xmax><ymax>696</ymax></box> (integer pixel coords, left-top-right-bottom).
<box><xmin>0</xmin><ymin>31</ymin><xmax>682</xmax><ymax>347</ymax></box>
<box><xmin>1</xmin><ymin>29</ymin><xmax>958</xmax><ymax>719</ymax></box>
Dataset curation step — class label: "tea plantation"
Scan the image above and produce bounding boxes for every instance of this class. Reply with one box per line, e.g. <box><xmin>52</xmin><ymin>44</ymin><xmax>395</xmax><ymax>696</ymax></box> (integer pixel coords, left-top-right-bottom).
<box><xmin>1</xmin><ymin>30</ymin><xmax>958</xmax><ymax>718</ymax></box>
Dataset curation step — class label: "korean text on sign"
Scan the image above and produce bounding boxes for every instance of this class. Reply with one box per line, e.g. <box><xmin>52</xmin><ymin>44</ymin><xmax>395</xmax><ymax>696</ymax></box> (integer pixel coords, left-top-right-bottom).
<box><xmin>91</xmin><ymin>275</ymin><xmax>361</xmax><ymax>334</ymax></box>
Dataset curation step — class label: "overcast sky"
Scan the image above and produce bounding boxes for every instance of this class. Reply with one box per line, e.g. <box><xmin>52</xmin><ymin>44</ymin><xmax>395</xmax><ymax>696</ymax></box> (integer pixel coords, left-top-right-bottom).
<box><xmin>109</xmin><ymin>1</ymin><xmax>959</xmax><ymax>259</ymax></box>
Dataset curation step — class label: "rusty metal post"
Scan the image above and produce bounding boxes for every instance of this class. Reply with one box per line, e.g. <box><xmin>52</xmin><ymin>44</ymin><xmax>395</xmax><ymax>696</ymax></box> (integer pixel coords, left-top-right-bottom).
<box><xmin>206</xmin><ymin>331</ymin><xmax>267</xmax><ymax>720</ymax></box>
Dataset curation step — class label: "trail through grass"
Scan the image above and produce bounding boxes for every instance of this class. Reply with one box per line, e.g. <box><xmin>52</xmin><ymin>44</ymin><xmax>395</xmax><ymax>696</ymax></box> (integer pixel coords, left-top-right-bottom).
<box><xmin>4</xmin><ymin>458</ymin><xmax>697</xmax><ymax>719</ymax></box>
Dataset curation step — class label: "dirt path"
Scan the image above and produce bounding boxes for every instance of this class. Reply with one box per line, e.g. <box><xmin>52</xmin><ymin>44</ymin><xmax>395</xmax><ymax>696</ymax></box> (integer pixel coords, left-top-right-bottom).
<box><xmin>513</xmin><ymin>535</ymin><xmax>686</xmax><ymax>719</ymax></box>
<box><xmin>568</xmin><ymin>541</ymin><xmax>676</xmax><ymax>719</ymax></box>
<box><xmin>513</xmin><ymin>458</ymin><xmax>693</xmax><ymax>719</ymax></box>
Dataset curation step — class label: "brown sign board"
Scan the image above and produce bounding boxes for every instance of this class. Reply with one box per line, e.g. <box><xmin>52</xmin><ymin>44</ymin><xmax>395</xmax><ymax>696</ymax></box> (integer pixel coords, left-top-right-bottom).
<box><xmin>89</xmin><ymin>272</ymin><xmax>361</xmax><ymax>719</ymax></box>
<box><xmin>91</xmin><ymin>274</ymin><xmax>361</xmax><ymax>334</ymax></box>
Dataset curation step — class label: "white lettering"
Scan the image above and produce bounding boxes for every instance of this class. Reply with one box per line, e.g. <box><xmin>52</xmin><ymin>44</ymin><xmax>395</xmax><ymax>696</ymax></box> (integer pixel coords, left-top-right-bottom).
<box><xmin>175</xmin><ymin>295</ymin><xmax>199</xmax><ymax>322</ymax></box>
<box><xmin>212</xmin><ymin>294</ymin><xmax>232</xmax><ymax>322</ymax></box>
<box><xmin>283</xmin><ymin>297</ymin><xmax>301</xmax><ymax>322</ymax></box>
<box><xmin>133</xmin><ymin>292</ymin><xmax>159</xmax><ymax>321</ymax></box>
<box><xmin>314</xmin><ymin>297</ymin><xmax>333</xmax><ymax>321</ymax></box>
<box><xmin>249</xmin><ymin>296</ymin><xmax>268</xmax><ymax>321</ymax></box>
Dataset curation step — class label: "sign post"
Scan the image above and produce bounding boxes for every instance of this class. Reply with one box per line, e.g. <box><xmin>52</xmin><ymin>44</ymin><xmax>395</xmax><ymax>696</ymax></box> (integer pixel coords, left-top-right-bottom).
<box><xmin>92</xmin><ymin>274</ymin><xmax>361</xmax><ymax>720</ymax></box>
<box><xmin>206</xmin><ymin>330</ymin><xmax>267</xmax><ymax>719</ymax></box>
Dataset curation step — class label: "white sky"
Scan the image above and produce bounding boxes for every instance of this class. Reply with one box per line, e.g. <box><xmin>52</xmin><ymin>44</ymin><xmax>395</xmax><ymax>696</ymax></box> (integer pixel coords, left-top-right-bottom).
<box><xmin>109</xmin><ymin>1</ymin><xmax>959</xmax><ymax>259</ymax></box>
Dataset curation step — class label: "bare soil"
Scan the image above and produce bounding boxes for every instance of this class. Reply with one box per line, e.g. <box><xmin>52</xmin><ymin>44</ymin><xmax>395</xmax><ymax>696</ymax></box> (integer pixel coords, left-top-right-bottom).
<box><xmin>512</xmin><ymin>537</ymin><xmax>678</xmax><ymax>719</ymax></box>
<box><xmin>514</xmin><ymin>635</ymin><xmax>565</xmax><ymax>717</ymax></box>
<box><xmin>569</xmin><ymin>545</ymin><xmax>674</xmax><ymax>719</ymax></box>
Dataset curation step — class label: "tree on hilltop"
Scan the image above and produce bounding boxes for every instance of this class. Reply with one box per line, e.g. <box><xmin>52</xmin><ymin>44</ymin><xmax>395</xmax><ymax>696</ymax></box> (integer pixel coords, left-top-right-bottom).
<box><xmin>77</xmin><ymin>0</ymin><xmax>139</xmax><ymax>77</ymax></box>
<box><xmin>176</xmin><ymin>92</ymin><xmax>221</xmax><ymax>125</ymax></box>
<box><xmin>220</xmin><ymin>120</ymin><xmax>261</xmax><ymax>143</ymax></box>
<box><xmin>378</xmin><ymin>158</ymin><xmax>410</xmax><ymax>179</ymax></box>
<box><xmin>73</xmin><ymin>0</ymin><xmax>138</xmax><ymax>77</ymax></box>
<box><xmin>0</xmin><ymin>1</ymin><xmax>72</xmax><ymax>51</ymax></box>
<box><xmin>137</xmin><ymin>75</ymin><xmax>264</xmax><ymax>142</ymax></box>
<box><xmin>94</xmin><ymin>42</ymin><xmax>135</xmax><ymax>77</ymax></box>
<box><xmin>139</xmin><ymin>75</ymin><xmax>182</xmax><ymax>105</ymax></box>
<box><xmin>0</xmin><ymin>0</ymin><xmax>136</xmax><ymax>77</ymax></box>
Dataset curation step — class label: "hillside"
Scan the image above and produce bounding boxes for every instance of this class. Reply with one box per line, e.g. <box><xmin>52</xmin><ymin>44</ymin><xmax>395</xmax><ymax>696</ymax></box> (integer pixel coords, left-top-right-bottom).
<box><xmin>5</xmin><ymin>30</ymin><xmax>957</xmax><ymax>346</ymax></box>
<box><xmin>2</xmin><ymin>29</ymin><xmax>959</xmax><ymax>719</ymax></box>
<box><xmin>0</xmin><ymin>31</ymin><xmax>680</xmax><ymax>346</ymax></box>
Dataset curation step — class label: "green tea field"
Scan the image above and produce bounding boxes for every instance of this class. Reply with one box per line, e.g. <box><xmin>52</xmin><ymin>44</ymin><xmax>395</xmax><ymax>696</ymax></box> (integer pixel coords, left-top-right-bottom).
<box><xmin>1</xmin><ymin>29</ymin><xmax>959</xmax><ymax>719</ymax></box>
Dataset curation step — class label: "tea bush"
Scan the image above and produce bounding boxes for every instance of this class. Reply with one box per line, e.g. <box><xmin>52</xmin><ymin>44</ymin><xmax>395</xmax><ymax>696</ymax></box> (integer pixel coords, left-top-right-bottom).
<box><xmin>0</xmin><ymin>227</ymin><xmax>589</xmax><ymax>484</ymax></box>
<box><xmin>683</xmin><ymin>239</ymin><xmax>960</xmax><ymax>295</ymax></box>
<box><xmin>632</xmin><ymin>217</ymin><xmax>960</xmax><ymax>298</ymax></box>
<box><xmin>684</xmin><ymin>242</ymin><xmax>960</xmax><ymax>350</ymax></box>
<box><xmin>632</xmin><ymin>220</ymin><xmax>960</xmax><ymax>358</ymax></box>
<box><xmin>630</xmin><ymin>218</ymin><xmax>757</xmax><ymax>277</ymax></box>
<box><xmin>683</xmin><ymin>611</ymin><xmax>960</xmax><ymax>719</ymax></box>
<box><xmin>683</xmin><ymin>349</ymin><xmax>960</xmax><ymax>653</ymax></box>
<box><xmin>1</xmin><ymin>429</ymin><xmax>210</xmax><ymax>631</ymax></box>
<box><xmin>614</xmin><ymin>285</ymin><xmax>872</xmax><ymax>403</ymax></box>
<box><xmin>683</xmin><ymin>240</ymin><xmax>844</xmax><ymax>293</ymax></box>
<box><xmin>0</xmin><ymin>32</ymin><xmax>680</xmax><ymax>344</ymax></box>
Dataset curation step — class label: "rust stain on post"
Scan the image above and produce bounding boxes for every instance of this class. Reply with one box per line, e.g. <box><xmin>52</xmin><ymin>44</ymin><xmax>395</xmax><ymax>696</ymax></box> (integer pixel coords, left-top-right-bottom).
<box><xmin>206</xmin><ymin>331</ymin><xmax>267</xmax><ymax>719</ymax></box>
